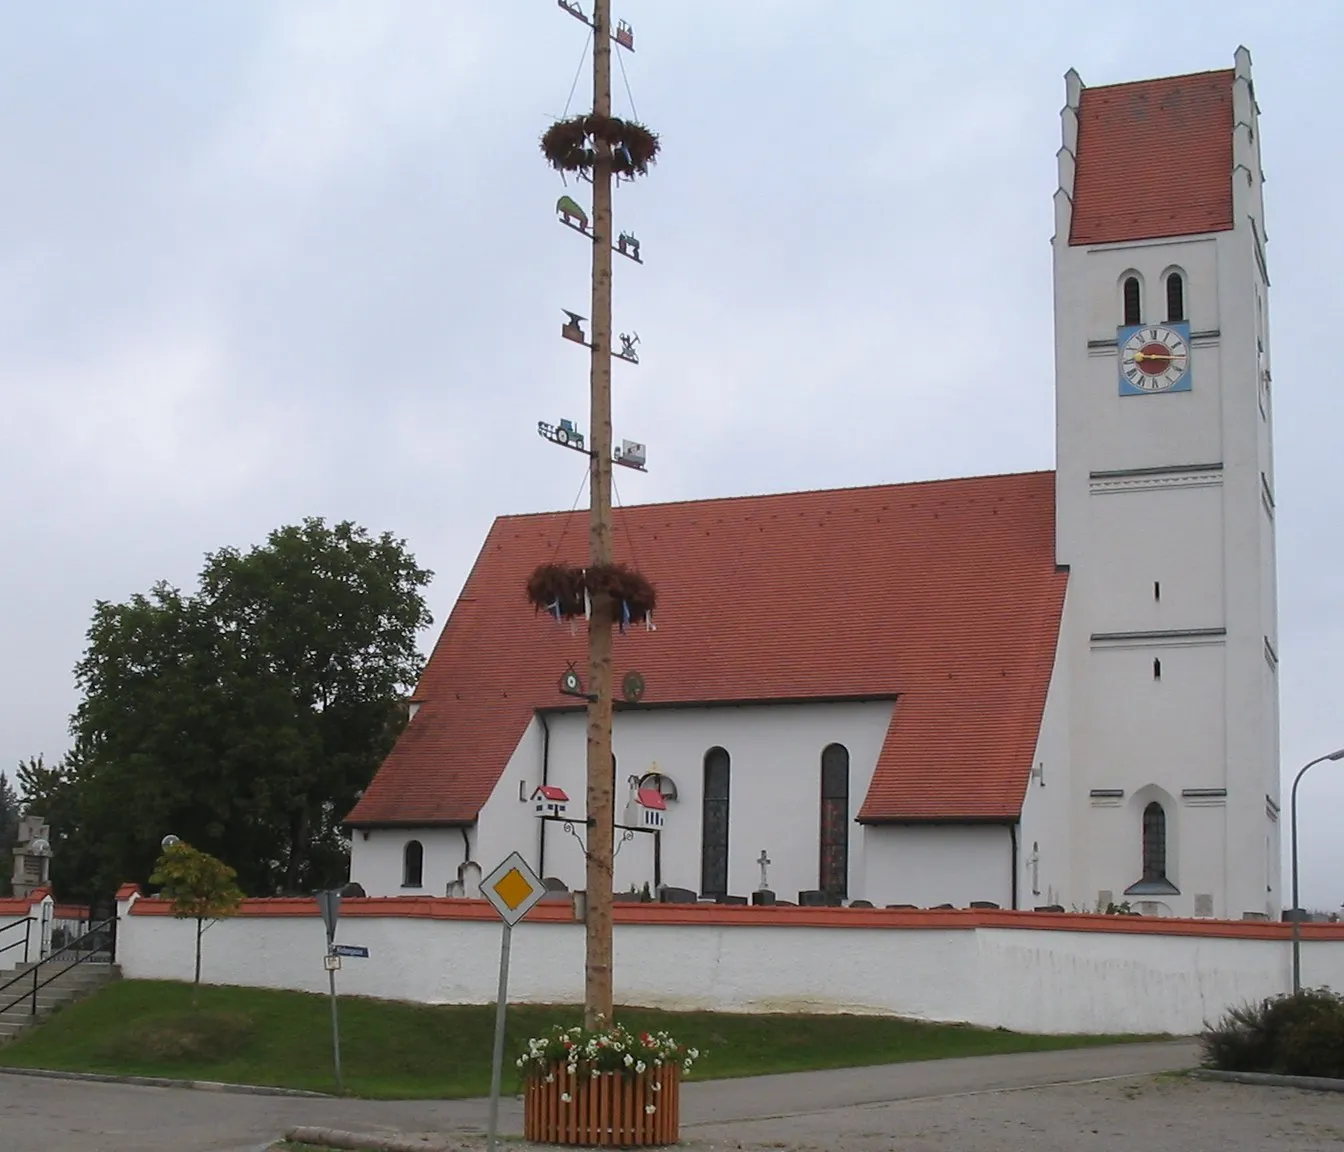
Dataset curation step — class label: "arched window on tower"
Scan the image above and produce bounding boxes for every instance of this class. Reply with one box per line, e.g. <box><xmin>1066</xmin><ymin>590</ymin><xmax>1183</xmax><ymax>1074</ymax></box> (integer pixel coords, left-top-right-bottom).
<box><xmin>1141</xmin><ymin>802</ymin><xmax>1167</xmax><ymax>883</ymax></box>
<box><xmin>701</xmin><ymin>747</ymin><xmax>731</xmax><ymax>897</ymax></box>
<box><xmin>403</xmin><ymin>839</ymin><xmax>424</xmax><ymax>888</ymax></box>
<box><xmin>1165</xmin><ymin>272</ymin><xmax>1185</xmax><ymax>322</ymax></box>
<box><xmin>819</xmin><ymin>743</ymin><xmax>850</xmax><ymax>899</ymax></box>
<box><xmin>1123</xmin><ymin>276</ymin><xmax>1142</xmax><ymax>326</ymax></box>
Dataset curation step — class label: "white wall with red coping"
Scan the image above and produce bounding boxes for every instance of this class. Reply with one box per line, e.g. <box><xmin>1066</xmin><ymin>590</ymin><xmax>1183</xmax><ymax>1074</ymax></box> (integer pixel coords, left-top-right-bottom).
<box><xmin>113</xmin><ymin>888</ymin><xmax>1344</xmax><ymax>1036</ymax></box>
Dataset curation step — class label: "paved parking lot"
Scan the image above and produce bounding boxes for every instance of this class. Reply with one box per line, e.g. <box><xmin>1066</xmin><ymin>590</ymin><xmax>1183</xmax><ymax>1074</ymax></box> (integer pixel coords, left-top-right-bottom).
<box><xmin>2</xmin><ymin>1041</ymin><xmax>1340</xmax><ymax>1152</ymax></box>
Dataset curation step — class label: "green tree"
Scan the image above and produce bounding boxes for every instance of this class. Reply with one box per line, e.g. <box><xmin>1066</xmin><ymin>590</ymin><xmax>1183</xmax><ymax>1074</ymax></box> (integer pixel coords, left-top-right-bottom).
<box><xmin>40</xmin><ymin>517</ymin><xmax>432</xmax><ymax>899</ymax></box>
<box><xmin>0</xmin><ymin>771</ymin><xmax>19</xmax><ymax>895</ymax></box>
<box><xmin>148</xmin><ymin>839</ymin><xmax>244</xmax><ymax>993</ymax></box>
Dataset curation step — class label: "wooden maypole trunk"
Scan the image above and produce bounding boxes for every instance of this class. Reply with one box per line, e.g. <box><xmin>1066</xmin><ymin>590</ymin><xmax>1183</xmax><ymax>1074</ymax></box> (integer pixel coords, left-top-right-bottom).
<box><xmin>583</xmin><ymin>0</ymin><xmax>617</xmax><ymax>1031</ymax></box>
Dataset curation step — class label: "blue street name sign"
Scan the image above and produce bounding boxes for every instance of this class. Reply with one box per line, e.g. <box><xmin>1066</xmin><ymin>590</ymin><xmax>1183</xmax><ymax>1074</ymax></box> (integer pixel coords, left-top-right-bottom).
<box><xmin>331</xmin><ymin>944</ymin><xmax>369</xmax><ymax>959</ymax></box>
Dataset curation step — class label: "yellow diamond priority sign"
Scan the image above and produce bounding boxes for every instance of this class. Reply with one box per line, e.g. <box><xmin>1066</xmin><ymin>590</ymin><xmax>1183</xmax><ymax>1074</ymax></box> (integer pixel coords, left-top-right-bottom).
<box><xmin>482</xmin><ymin>851</ymin><xmax>546</xmax><ymax>926</ymax></box>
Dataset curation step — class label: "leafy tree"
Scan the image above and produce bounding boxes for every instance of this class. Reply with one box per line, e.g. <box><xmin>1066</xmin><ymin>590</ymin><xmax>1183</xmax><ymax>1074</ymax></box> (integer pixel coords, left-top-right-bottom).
<box><xmin>30</xmin><ymin>517</ymin><xmax>432</xmax><ymax>899</ymax></box>
<box><xmin>0</xmin><ymin>771</ymin><xmax>19</xmax><ymax>895</ymax></box>
<box><xmin>148</xmin><ymin>840</ymin><xmax>244</xmax><ymax>993</ymax></box>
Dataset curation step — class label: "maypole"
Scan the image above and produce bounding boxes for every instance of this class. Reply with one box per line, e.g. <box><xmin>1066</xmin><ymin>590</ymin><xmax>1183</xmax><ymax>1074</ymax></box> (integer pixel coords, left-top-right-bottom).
<box><xmin>530</xmin><ymin>0</ymin><xmax>659</xmax><ymax>1030</ymax></box>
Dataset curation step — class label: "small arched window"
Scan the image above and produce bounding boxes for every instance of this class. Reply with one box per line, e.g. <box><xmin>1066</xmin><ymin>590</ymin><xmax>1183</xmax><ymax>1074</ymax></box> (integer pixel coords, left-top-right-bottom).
<box><xmin>1123</xmin><ymin>276</ymin><xmax>1142</xmax><ymax>327</ymax></box>
<box><xmin>1165</xmin><ymin>272</ymin><xmax>1185</xmax><ymax>322</ymax></box>
<box><xmin>1141</xmin><ymin>803</ymin><xmax>1166</xmax><ymax>882</ymax></box>
<box><xmin>403</xmin><ymin>839</ymin><xmax>424</xmax><ymax>888</ymax></box>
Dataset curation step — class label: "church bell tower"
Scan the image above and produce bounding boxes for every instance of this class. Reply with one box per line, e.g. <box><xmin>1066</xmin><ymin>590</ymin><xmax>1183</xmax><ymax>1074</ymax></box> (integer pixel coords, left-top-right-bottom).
<box><xmin>1051</xmin><ymin>48</ymin><xmax>1280</xmax><ymax>920</ymax></box>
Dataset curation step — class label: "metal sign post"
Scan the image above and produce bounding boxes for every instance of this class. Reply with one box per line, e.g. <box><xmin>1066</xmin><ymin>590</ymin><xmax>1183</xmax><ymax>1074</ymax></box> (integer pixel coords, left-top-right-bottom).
<box><xmin>315</xmin><ymin>889</ymin><xmax>344</xmax><ymax>1093</ymax></box>
<box><xmin>480</xmin><ymin>852</ymin><xmax>548</xmax><ymax>1152</ymax></box>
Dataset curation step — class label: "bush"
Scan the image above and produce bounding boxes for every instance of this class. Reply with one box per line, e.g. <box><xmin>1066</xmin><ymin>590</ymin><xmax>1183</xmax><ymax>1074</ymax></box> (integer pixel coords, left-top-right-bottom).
<box><xmin>1201</xmin><ymin>988</ymin><xmax>1344</xmax><ymax>1079</ymax></box>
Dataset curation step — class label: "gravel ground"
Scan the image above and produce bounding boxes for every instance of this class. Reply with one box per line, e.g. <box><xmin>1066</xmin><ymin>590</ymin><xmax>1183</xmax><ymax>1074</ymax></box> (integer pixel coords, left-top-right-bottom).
<box><xmin>283</xmin><ymin>1076</ymin><xmax>1344</xmax><ymax>1152</ymax></box>
<box><xmin>684</xmin><ymin>1075</ymin><xmax>1344</xmax><ymax>1151</ymax></box>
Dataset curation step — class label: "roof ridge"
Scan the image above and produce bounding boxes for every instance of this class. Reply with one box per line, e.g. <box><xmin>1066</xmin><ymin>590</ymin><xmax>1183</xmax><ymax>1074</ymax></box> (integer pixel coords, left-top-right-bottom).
<box><xmin>497</xmin><ymin>468</ymin><xmax>1056</xmax><ymax>522</ymax></box>
<box><xmin>1082</xmin><ymin>66</ymin><xmax>1235</xmax><ymax>94</ymax></box>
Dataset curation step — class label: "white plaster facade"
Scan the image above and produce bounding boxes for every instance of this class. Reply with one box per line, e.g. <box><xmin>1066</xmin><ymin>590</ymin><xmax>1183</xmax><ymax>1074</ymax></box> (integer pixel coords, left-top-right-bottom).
<box><xmin>350</xmin><ymin>701</ymin><xmax>1033</xmax><ymax>906</ymax></box>
<box><xmin>350</xmin><ymin>53</ymin><xmax>1281</xmax><ymax>923</ymax></box>
<box><xmin>1051</xmin><ymin>49</ymin><xmax>1281</xmax><ymax>921</ymax></box>
<box><xmin>114</xmin><ymin>898</ymin><xmax>1344</xmax><ymax>1037</ymax></box>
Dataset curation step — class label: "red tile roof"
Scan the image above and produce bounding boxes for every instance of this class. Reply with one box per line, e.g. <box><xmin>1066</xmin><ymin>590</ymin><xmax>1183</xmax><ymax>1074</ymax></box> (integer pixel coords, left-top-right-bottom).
<box><xmin>345</xmin><ymin>471</ymin><xmax>1067</xmax><ymax>827</ymax></box>
<box><xmin>1069</xmin><ymin>68</ymin><xmax>1234</xmax><ymax>246</ymax></box>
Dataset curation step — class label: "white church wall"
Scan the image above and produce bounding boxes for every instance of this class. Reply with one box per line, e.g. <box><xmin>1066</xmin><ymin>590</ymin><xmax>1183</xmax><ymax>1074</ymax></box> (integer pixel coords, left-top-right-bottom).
<box><xmin>1080</xmin><ymin>642</ymin><xmax>1226</xmax><ymax>917</ymax></box>
<box><xmin>1019</xmin><ymin>589</ymin><xmax>1073</xmax><ymax>909</ymax></box>
<box><xmin>861</xmin><ymin>827</ymin><xmax>1011</xmax><ymax>909</ymax></box>
<box><xmin>468</xmin><ymin>700</ymin><xmax>895</xmax><ymax>902</ymax></box>
<box><xmin>114</xmin><ymin>896</ymin><xmax>1344</xmax><ymax>1036</ymax></box>
<box><xmin>349</xmin><ymin>825</ymin><xmax>477</xmax><ymax>899</ymax></box>
<box><xmin>1085</xmin><ymin>483</ymin><xmax>1225</xmax><ymax>635</ymax></box>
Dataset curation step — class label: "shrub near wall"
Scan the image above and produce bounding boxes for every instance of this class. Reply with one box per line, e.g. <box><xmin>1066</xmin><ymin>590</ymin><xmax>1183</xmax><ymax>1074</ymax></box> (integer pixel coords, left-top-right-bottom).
<box><xmin>1201</xmin><ymin>988</ymin><xmax>1344</xmax><ymax>1080</ymax></box>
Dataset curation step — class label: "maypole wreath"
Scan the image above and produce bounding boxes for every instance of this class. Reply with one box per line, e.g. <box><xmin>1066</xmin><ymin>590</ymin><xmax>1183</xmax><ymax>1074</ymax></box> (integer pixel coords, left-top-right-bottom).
<box><xmin>527</xmin><ymin>561</ymin><xmax>657</xmax><ymax>630</ymax></box>
<box><xmin>541</xmin><ymin>114</ymin><xmax>661</xmax><ymax>179</ymax></box>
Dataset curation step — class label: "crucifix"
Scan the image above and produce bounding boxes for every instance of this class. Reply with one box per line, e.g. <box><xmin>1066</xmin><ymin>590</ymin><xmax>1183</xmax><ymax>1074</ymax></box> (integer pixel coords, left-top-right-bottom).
<box><xmin>1027</xmin><ymin>841</ymin><xmax>1041</xmax><ymax>896</ymax></box>
<box><xmin>756</xmin><ymin>850</ymin><xmax>771</xmax><ymax>892</ymax></box>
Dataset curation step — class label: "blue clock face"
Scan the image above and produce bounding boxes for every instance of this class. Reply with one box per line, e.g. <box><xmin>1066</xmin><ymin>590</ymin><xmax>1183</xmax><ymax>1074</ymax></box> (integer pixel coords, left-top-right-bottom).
<box><xmin>1118</xmin><ymin>322</ymin><xmax>1192</xmax><ymax>395</ymax></box>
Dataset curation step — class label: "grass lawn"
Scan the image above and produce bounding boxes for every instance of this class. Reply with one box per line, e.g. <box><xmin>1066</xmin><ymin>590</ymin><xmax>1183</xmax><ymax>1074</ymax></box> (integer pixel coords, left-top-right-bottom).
<box><xmin>0</xmin><ymin>979</ymin><xmax>1167</xmax><ymax>1099</ymax></box>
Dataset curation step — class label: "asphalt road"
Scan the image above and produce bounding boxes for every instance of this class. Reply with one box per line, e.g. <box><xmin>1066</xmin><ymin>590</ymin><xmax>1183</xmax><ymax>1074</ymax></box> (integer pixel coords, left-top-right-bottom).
<box><xmin>0</xmin><ymin>1041</ymin><xmax>1205</xmax><ymax>1152</ymax></box>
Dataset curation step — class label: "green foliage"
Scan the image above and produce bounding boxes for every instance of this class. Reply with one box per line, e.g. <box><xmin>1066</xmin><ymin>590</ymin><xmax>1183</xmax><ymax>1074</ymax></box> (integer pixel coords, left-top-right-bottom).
<box><xmin>517</xmin><ymin>1020</ymin><xmax>702</xmax><ymax>1078</ymax></box>
<box><xmin>0</xmin><ymin>771</ymin><xmax>20</xmax><ymax>894</ymax></box>
<box><xmin>148</xmin><ymin>840</ymin><xmax>244</xmax><ymax>989</ymax></box>
<box><xmin>149</xmin><ymin>841</ymin><xmax>244</xmax><ymax>923</ymax></box>
<box><xmin>23</xmin><ymin>517</ymin><xmax>432</xmax><ymax>899</ymax></box>
<box><xmin>1200</xmin><ymin>988</ymin><xmax>1344</xmax><ymax>1079</ymax></box>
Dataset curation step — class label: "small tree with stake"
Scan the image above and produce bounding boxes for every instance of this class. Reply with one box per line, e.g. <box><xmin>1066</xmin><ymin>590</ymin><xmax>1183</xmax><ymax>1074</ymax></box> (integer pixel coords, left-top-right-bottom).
<box><xmin>149</xmin><ymin>839</ymin><xmax>243</xmax><ymax>1001</ymax></box>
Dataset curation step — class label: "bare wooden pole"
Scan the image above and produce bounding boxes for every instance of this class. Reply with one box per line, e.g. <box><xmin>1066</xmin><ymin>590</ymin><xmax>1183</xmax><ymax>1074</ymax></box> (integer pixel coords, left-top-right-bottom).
<box><xmin>583</xmin><ymin>0</ymin><xmax>616</xmax><ymax>1031</ymax></box>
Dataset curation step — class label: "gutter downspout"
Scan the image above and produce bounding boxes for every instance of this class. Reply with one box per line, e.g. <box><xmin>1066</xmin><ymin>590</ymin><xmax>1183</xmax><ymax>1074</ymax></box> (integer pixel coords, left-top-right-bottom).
<box><xmin>1009</xmin><ymin>823</ymin><xmax>1019</xmax><ymax>911</ymax></box>
<box><xmin>538</xmin><ymin>713</ymin><xmax>551</xmax><ymax>878</ymax></box>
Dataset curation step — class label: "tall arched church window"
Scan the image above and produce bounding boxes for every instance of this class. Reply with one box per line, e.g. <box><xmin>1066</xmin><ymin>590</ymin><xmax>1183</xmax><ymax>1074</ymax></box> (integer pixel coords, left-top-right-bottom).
<box><xmin>1123</xmin><ymin>276</ymin><xmax>1142</xmax><ymax>326</ymax></box>
<box><xmin>701</xmin><ymin>748</ymin><xmax>731</xmax><ymax>897</ymax></box>
<box><xmin>1142</xmin><ymin>802</ymin><xmax>1167</xmax><ymax>883</ymax></box>
<box><xmin>403</xmin><ymin>839</ymin><xmax>424</xmax><ymax>888</ymax></box>
<box><xmin>1165</xmin><ymin>272</ymin><xmax>1185</xmax><ymax>322</ymax></box>
<box><xmin>819</xmin><ymin>743</ymin><xmax>850</xmax><ymax>899</ymax></box>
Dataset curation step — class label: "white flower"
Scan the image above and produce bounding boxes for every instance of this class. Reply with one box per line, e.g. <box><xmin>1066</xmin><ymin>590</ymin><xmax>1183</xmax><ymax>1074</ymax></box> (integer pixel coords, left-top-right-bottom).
<box><xmin>645</xmin><ymin>1104</ymin><xmax>656</xmax><ymax>1114</ymax></box>
<box><xmin>515</xmin><ymin>1057</ymin><xmax>524</xmax><ymax>1069</ymax></box>
<box><xmin>683</xmin><ymin>1060</ymin><xmax>692</xmax><ymax>1071</ymax></box>
<box><xmin>545</xmin><ymin>1074</ymin><xmax>555</xmax><ymax>1084</ymax></box>
<box><xmin>561</xmin><ymin>1092</ymin><xmax>572</xmax><ymax>1103</ymax></box>
<box><xmin>652</xmin><ymin>1080</ymin><xmax>662</xmax><ymax>1092</ymax></box>
<box><xmin>688</xmin><ymin>1048</ymin><xmax>700</xmax><ymax>1059</ymax></box>
<box><xmin>567</xmin><ymin>1065</ymin><xmax>577</xmax><ymax>1076</ymax></box>
<box><xmin>635</xmin><ymin>1061</ymin><xmax>646</xmax><ymax>1074</ymax></box>
<box><xmin>623</xmin><ymin>1054</ymin><xmax>634</xmax><ymax>1067</ymax></box>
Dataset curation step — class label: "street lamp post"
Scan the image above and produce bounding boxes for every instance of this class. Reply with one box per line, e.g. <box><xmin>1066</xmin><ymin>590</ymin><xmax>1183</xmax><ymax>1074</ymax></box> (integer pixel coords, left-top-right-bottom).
<box><xmin>1290</xmin><ymin>747</ymin><xmax>1344</xmax><ymax>993</ymax></box>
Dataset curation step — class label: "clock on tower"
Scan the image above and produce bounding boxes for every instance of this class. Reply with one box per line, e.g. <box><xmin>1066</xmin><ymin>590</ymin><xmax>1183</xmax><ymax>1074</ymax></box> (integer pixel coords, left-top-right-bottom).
<box><xmin>1117</xmin><ymin>321</ymin><xmax>1192</xmax><ymax>395</ymax></box>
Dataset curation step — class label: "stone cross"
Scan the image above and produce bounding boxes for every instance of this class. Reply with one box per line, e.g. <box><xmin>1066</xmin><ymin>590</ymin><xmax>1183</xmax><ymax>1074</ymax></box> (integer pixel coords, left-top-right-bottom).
<box><xmin>756</xmin><ymin>850</ymin><xmax>771</xmax><ymax>892</ymax></box>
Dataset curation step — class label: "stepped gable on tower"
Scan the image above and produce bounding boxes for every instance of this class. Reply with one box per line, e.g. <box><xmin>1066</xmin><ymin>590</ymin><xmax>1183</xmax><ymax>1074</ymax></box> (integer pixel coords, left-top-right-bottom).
<box><xmin>345</xmin><ymin>471</ymin><xmax>1068</xmax><ymax>830</ymax></box>
<box><xmin>1069</xmin><ymin>67</ymin><xmax>1236</xmax><ymax>246</ymax></box>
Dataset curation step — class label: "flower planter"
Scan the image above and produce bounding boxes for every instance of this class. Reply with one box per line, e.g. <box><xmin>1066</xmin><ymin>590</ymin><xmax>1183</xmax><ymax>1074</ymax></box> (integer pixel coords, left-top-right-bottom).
<box><xmin>524</xmin><ymin>1062</ymin><xmax>680</xmax><ymax>1147</ymax></box>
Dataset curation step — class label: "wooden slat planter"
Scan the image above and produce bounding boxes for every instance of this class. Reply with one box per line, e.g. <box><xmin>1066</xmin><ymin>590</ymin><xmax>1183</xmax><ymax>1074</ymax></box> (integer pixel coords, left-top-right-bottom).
<box><xmin>525</xmin><ymin>1061</ymin><xmax>680</xmax><ymax>1146</ymax></box>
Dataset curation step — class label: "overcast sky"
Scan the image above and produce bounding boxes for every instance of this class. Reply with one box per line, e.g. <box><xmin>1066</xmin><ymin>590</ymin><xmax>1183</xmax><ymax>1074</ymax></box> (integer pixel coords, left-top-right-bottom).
<box><xmin>2</xmin><ymin>2</ymin><xmax>1341</xmax><ymax>907</ymax></box>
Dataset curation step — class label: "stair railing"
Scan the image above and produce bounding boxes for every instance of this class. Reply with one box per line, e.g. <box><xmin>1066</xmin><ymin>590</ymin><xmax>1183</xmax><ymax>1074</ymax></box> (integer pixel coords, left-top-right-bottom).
<box><xmin>0</xmin><ymin>918</ymin><xmax>35</xmax><ymax>967</ymax></box>
<box><xmin>0</xmin><ymin>915</ymin><xmax>117</xmax><ymax>1018</ymax></box>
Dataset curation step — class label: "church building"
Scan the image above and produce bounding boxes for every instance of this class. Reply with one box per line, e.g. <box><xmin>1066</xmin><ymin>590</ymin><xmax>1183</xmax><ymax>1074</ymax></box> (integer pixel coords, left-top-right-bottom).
<box><xmin>347</xmin><ymin>50</ymin><xmax>1282</xmax><ymax>921</ymax></box>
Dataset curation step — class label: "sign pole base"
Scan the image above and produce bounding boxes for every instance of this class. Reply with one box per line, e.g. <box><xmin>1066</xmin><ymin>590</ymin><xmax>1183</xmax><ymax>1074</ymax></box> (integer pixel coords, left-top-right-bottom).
<box><xmin>486</xmin><ymin>922</ymin><xmax>513</xmax><ymax>1152</ymax></box>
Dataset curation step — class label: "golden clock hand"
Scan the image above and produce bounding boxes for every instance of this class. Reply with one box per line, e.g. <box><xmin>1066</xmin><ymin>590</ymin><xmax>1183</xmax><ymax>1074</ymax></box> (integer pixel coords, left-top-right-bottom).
<box><xmin>1133</xmin><ymin>351</ymin><xmax>1178</xmax><ymax>363</ymax></box>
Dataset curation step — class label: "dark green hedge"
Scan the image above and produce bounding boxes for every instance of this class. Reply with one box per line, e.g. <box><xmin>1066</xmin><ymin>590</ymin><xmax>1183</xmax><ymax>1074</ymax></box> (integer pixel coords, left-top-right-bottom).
<box><xmin>1201</xmin><ymin>988</ymin><xmax>1344</xmax><ymax>1080</ymax></box>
